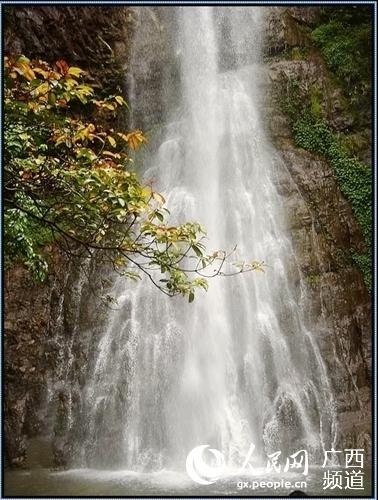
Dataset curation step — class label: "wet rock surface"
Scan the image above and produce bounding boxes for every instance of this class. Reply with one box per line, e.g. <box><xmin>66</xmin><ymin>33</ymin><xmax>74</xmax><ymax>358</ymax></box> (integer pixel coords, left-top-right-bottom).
<box><xmin>4</xmin><ymin>6</ymin><xmax>133</xmax><ymax>98</ymax></box>
<box><xmin>265</xmin><ymin>7</ymin><xmax>320</xmax><ymax>56</ymax></box>
<box><xmin>265</xmin><ymin>6</ymin><xmax>371</xmax><ymax>456</ymax></box>
<box><xmin>4</xmin><ymin>253</ymin><xmax>66</xmax><ymax>466</ymax></box>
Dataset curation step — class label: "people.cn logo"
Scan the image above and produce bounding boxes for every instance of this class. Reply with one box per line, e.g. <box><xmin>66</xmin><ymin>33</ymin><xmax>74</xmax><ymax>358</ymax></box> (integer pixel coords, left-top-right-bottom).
<box><xmin>185</xmin><ymin>445</ymin><xmax>225</xmax><ymax>485</ymax></box>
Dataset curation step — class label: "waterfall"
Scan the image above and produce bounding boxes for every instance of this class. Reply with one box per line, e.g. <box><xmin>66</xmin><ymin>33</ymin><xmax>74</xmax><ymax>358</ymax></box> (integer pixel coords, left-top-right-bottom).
<box><xmin>57</xmin><ymin>7</ymin><xmax>337</xmax><ymax>473</ymax></box>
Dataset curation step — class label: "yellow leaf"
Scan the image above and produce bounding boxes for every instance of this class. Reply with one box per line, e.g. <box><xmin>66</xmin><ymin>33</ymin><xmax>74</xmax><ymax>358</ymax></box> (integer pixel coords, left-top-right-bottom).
<box><xmin>74</xmin><ymin>124</ymin><xmax>93</xmax><ymax>141</ymax></box>
<box><xmin>107</xmin><ymin>136</ymin><xmax>116</xmax><ymax>148</ymax></box>
<box><xmin>33</xmin><ymin>81</ymin><xmax>49</xmax><ymax>97</ymax></box>
<box><xmin>114</xmin><ymin>256</ymin><xmax>126</xmax><ymax>267</ymax></box>
<box><xmin>55</xmin><ymin>135</ymin><xmax>67</xmax><ymax>145</ymax></box>
<box><xmin>27</xmin><ymin>101</ymin><xmax>40</xmax><ymax>111</ymax></box>
<box><xmin>103</xmin><ymin>151</ymin><xmax>121</xmax><ymax>159</ymax></box>
<box><xmin>68</xmin><ymin>67</ymin><xmax>85</xmax><ymax>77</ymax></box>
<box><xmin>64</xmin><ymin>78</ymin><xmax>78</xmax><ymax>90</ymax></box>
<box><xmin>17</xmin><ymin>56</ymin><xmax>30</xmax><ymax>64</ymax></box>
<box><xmin>141</xmin><ymin>186</ymin><xmax>152</xmax><ymax>198</ymax></box>
<box><xmin>115</xmin><ymin>95</ymin><xmax>126</xmax><ymax>106</ymax></box>
<box><xmin>94</xmin><ymin>100</ymin><xmax>114</xmax><ymax>110</ymax></box>
<box><xmin>16</xmin><ymin>61</ymin><xmax>35</xmax><ymax>81</ymax></box>
<box><xmin>33</xmin><ymin>67</ymin><xmax>49</xmax><ymax>79</ymax></box>
<box><xmin>48</xmin><ymin>70</ymin><xmax>62</xmax><ymax>81</ymax></box>
<box><xmin>117</xmin><ymin>132</ymin><xmax>129</xmax><ymax>142</ymax></box>
<box><xmin>125</xmin><ymin>130</ymin><xmax>147</xmax><ymax>150</ymax></box>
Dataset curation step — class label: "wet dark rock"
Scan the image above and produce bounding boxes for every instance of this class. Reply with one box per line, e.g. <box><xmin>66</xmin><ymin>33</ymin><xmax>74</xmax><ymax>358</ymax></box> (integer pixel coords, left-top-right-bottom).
<box><xmin>4</xmin><ymin>6</ymin><xmax>133</xmax><ymax>98</ymax></box>
<box><xmin>4</xmin><ymin>251</ymin><xmax>67</xmax><ymax>467</ymax></box>
<box><xmin>265</xmin><ymin>6</ymin><xmax>371</xmax><ymax>455</ymax></box>
<box><xmin>265</xmin><ymin>7</ymin><xmax>320</xmax><ymax>56</ymax></box>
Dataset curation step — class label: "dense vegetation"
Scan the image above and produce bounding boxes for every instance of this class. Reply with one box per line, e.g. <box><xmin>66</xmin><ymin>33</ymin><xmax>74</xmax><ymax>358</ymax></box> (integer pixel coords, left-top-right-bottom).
<box><xmin>283</xmin><ymin>7</ymin><xmax>372</xmax><ymax>290</ymax></box>
<box><xmin>293</xmin><ymin>116</ymin><xmax>371</xmax><ymax>289</ymax></box>
<box><xmin>4</xmin><ymin>56</ymin><xmax>261</xmax><ymax>302</ymax></box>
<box><xmin>311</xmin><ymin>6</ymin><xmax>371</xmax><ymax>113</ymax></box>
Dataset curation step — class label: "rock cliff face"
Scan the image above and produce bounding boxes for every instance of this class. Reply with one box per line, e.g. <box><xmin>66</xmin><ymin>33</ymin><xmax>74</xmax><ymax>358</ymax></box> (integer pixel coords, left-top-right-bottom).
<box><xmin>4</xmin><ymin>5</ymin><xmax>134</xmax><ymax>467</ymax></box>
<box><xmin>4</xmin><ymin>6</ymin><xmax>133</xmax><ymax>97</ymax></box>
<box><xmin>4</xmin><ymin>6</ymin><xmax>372</xmax><ymax>467</ymax></box>
<box><xmin>4</xmin><ymin>253</ymin><xmax>65</xmax><ymax>466</ymax></box>
<box><xmin>264</xmin><ymin>7</ymin><xmax>371</xmax><ymax>453</ymax></box>
<box><xmin>4</xmin><ymin>253</ymin><xmax>111</xmax><ymax>467</ymax></box>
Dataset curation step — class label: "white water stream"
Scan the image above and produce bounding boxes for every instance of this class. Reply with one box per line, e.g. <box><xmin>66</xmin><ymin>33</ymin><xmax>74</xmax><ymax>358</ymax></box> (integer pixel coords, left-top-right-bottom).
<box><xmin>71</xmin><ymin>7</ymin><xmax>337</xmax><ymax>476</ymax></box>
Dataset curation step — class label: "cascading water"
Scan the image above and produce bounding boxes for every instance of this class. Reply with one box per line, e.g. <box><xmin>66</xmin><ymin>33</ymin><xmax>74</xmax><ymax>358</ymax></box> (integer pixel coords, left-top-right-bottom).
<box><xmin>57</xmin><ymin>6</ymin><xmax>337</xmax><ymax>476</ymax></box>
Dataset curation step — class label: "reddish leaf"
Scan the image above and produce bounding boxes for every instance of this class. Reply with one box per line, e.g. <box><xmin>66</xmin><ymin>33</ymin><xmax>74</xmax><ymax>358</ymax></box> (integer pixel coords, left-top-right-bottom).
<box><xmin>56</xmin><ymin>59</ymin><xmax>70</xmax><ymax>76</ymax></box>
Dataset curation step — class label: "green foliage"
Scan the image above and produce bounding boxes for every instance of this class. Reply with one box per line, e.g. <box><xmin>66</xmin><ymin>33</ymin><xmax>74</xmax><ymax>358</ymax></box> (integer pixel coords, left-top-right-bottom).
<box><xmin>304</xmin><ymin>273</ymin><xmax>321</xmax><ymax>285</ymax></box>
<box><xmin>351</xmin><ymin>251</ymin><xmax>372</xmax><ymax>291</ymax></box>
<box><xmin>4</xmin><ymin>197</ymin><xmax>50</xmax><ymax>281</ymax></box>
<box><xmin>293</xmin><ymin>116</ymin><xmax>371</xmax><ymax>246</ymax></box>
<box><xmin>338</xmin><ymin>131</ymin><xmax>370</xmax><ymax>159</ymax></box>
<box><xmin>281</xmin><ymin>9</ymin><xmax>372</xmax><ymax>291</ymax></box>
<box><xmin>290</xmin><ymin>47</ymin><xmax>309</xmax><ymax>61</ymax></box>
<box><xmin>292</xmin><ymin>114</ymin><xmax>371</xmax><ymax>290</ymax></box>
<box><xmin>273</xmin><ymin>46</ymin><xmax>310</xmax><ymax>62</ymax></box>
<box><xmin>282</xmin><ymin>79</ymin><xmax>371</xmax><ymax>289</ymax></box>
<box><xmin>311</xmin><ymin>8</ymin><xmax>371</xmax><ymax>108</ymax></box>
<box><xmin>4</xmin><ymin>55</ymin><xmax>262</xmax><ymax>301</ymax></box>
<box><xmin>309</xmin><ymin>84</ymin><xmax>322</xmax><ymax>118</ymax></box>
<box><xmin>281</xmin><ymin>79</ymin><xmax>303</xmax><ymax>122</ymax></box>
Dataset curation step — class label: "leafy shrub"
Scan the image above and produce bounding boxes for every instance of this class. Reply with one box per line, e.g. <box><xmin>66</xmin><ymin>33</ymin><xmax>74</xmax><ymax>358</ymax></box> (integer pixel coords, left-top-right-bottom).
<box><xmin>311</xmin><ymin>8</ymin><xmax>371</xmax><ymax>108</ymax></box>
<box><xmin>4</xmin><ymin>56</ymin><xmax>261</xmax><ymax>300</ymax></box>
<box><xmin>281</xmin><ymin>8</ymin><xmax>372</xmax><ymax>290</ymax></box>
<box><xmin>293</xmin><ymin>116</ymin><xmax>371</xmax><ymax>245</ymax></box>
<box><xmin>292</xmin><ymin>114</ymin><xmax>371</xmax><ymax>290</ymax></box>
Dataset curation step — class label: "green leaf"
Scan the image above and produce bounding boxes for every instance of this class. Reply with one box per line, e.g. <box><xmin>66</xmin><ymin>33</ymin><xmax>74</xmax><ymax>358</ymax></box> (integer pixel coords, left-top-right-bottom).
<box><xmin>155</xmin><ymin>211</ymin><xmax>164</xmax><ymax>222</ymax></box>
<box><xmin>192</xmin><ymin>243</ymin><xmax>203</xmax><ymax>257</ymax></box>
<box><xmin>76</xmin><ymin>147</ymin><xmax>97</xmax><ymax>162</ymax></box>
